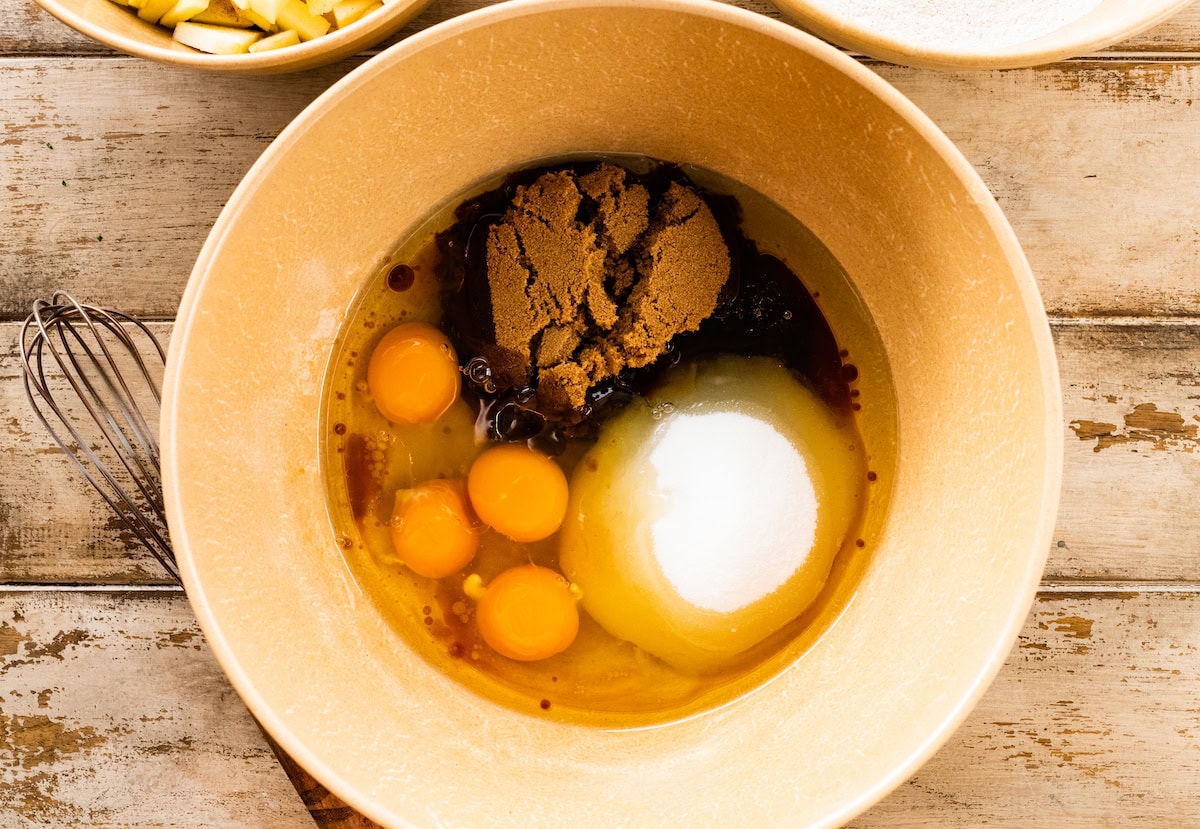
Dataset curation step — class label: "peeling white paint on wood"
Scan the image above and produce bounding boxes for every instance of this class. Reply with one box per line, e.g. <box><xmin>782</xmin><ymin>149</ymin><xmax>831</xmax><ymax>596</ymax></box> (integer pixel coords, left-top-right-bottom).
<box><xmin>1054</xmin><ymin>320</ymin><xmax>1200</xmax><ymax>581</ymax></box>
<box><xmin>0</xmin><ymin>591</ymin><xmax>312</xmax><ymax>827</ymax></box>
<box><xmin>0</xmin><ymin>59</ymin><xmax>344</xmax><ymax>322</ymax></box>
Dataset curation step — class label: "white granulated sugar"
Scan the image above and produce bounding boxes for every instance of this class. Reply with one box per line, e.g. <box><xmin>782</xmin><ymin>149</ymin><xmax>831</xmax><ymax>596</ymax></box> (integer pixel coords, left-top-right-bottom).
<box><xmin>648</xmin><ymin>411</ymin><xmax>817</xmax><ymax>614</ymax></box>
<box><xmin>828</xmin><ymin>0</ymin><xmax>1102</xmax><ymax>51</ymax></box>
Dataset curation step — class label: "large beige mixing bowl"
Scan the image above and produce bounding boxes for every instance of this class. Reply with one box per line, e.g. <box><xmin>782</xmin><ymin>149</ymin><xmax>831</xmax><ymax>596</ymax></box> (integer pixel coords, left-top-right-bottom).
<box><xmin>162</xmin><ymin>1</ymin><xmax>1062</xmax><ymax>825</ymax></box>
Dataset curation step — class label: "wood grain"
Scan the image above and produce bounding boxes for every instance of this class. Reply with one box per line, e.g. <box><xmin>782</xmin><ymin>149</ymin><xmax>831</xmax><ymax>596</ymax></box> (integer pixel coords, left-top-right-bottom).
<box><xmin>1</xmin><ymin>588</ymin><xmax>1196</xmax><ymax>827</ymax></box>
<box><xmin>4</xmin><ymin>318</ymin><xmax>1198</xmax><ymax>585</ymax></box>
<box><xmin>6</xmin><ymin>56</ymin><xmax>1200</xmax><ymax>321</ymax></box>
<box><xmin>0</xmin><ymin>589</ymin><xmax>313</xmax><ymax>828</ymax></box>
<box><xmin>1055</xmin><ymin>319</ymin><xmax>1200</xmax><ymax>582</ymax></box>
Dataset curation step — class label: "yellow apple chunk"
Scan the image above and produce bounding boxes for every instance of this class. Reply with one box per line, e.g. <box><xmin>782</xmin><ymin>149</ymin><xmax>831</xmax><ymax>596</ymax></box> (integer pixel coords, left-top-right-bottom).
<box><xmin>275</xmin><ymin>0</ymin><xmax>329</xmax><ymax>40</ymax></box>
<box><xmin>248</xmin><ymin>28</ymin><xmax>300</xmax><ymax>51</ymax></box>
<box><xmin>159</xmin><ymin>0</ymin><xmax>209</xmax><ymax>27</ymax></box>
<box><xmin>331</xmin><ymin>0</ymin><xmax>371</xmax><ymax>27</ymax></box>
<box><xmin>172</xmin><ymin>20</ymin><xmax>262</xmax><ymax>52</ymax></box>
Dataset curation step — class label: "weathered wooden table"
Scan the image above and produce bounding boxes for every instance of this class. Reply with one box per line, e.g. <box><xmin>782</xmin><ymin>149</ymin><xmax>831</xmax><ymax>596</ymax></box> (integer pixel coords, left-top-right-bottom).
<box><xmin>3</xmin><ymin>1</ymin><xmax>1200</xmax><ymax>825</ymax></box>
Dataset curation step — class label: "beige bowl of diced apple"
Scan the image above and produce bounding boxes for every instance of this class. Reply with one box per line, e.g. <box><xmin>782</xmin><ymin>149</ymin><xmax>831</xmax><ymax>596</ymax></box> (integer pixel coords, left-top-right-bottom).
<box><xmin>36</xmin><ymin>0</ymin><xmax>428</xmax><ymax>71</ymax></box>
<box><xmin>162</xmin><ymin>0</ymin><xmax>1063</xmax><ymax>825</ymax></box>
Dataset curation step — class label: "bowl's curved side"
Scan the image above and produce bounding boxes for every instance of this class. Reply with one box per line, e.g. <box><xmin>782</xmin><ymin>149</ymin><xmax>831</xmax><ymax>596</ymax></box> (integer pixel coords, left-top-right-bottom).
<box><xmin>768</xmin><ymin>0</ymin><xmax>1195</xmax><ymax>70</ymax></box>
<box><xmin>34</xmin><ymin>0</ymin><xmax>433</xmax><ymax>74</ymax></box>
<box><xmin>163</xmin><ymin>1</ymin><xmax>1063</xmax><ymax>826</ymax></box>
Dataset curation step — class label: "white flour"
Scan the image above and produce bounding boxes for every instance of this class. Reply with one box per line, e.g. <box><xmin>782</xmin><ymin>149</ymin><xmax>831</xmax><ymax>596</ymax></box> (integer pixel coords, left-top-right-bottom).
<box><xmin>828</xmin><ymin>0</ymin><xmax>1103</xmax><ymax>51</ymax></box>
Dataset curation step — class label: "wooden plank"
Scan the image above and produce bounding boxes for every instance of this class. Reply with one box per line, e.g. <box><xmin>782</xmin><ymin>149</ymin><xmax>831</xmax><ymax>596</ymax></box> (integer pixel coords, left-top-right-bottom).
<box><xmin>3</xmin><ymin>588</ymin><xmax>1197</xmax><ymax>827</ymax></box>
<box><xmin>0</xmin><ymin>0</ymin><xmax>111</xmax><ymax>55</ymax></box>
<box><xmin>853</xmin><ymin>588</ymin><xmax>1200</xmax><ymax>827</ymax></box>
<box><xmin>5</xmin><ymin>57</ymin><xmax>1200</xmax><ymax>321</ymax></box>
<box><xmin>873</xmin><ymin>59</ymin><xmax>1200</xmax><ymax>318</ymax></box>
<box><xmin>1</xmin><ymin>319</ymin><xmax>1198</xmax><ymax>585</ymax></box>
<box><xmin>1055</xmin><ymin>319</ymin><xmax>1200</xmax><ymax>582</ymax></box>
<box><xmin>0</xmin><ymin>589</ymin><xmax>313</xmax><ymax>828</ymax></box>
<box><xmin>7</xmin><ymin>0</ymin><xmax>1200</xmax><ymax>57</ymax></box>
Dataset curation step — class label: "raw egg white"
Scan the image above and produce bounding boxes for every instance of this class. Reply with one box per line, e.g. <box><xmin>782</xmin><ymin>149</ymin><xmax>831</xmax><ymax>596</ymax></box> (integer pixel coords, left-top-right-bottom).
<box><xmin>558</xmin><ymin>356</ymin><xmax>864</xmax><ymax>673</ymax></box>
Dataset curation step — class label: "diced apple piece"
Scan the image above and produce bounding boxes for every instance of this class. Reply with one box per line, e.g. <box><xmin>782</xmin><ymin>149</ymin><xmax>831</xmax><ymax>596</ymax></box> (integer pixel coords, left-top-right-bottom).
<box><xmin>330</xmin><ymin>0</ymin><xmax>370</xmax><ymax>27</ymax></box>
<box><xmin>248</xmin><ymin>0</ymin><xmax>286</xmax><ymax>23</ymax></box>
<box><xmin>247</xmin><ymin>28</ymin><xmax>299</xmax><ymax>51</ymax></box>
<box><xmin>137</xmin><ymin>0</ymin><xmax>176</xmax><ymax>24</ymax></box>
<box><xmin>107</xmin><ymin>0</ymin><xmax>134</xmax><ymax>7</ymax></box>
<box><xmin>242</xmin><ymin>7</ymin><xmax>274</xmax><ymax>29</ymax></box>
<box><xmin>190</xmin><ymin>0</ymin><xmax>253</xmax><ymax>27</ymax></box>
<box><xmin>306</xmin><ymin>0</ymin><xmax>335</xmax><ymax>16</ymax></box>
<box><xmin>229</xmin><ymin>0</ymin><xmax>250</xmax><ymax>10</ymax></box>
<box><xmin>275</xmin><ymin>0</ymin><xmax>328</xmax><ymax>40</ymax></box>
<box><xmin>173</xmin><ymin>20</ymin><xmax>261</xmax><ymax>52</ymax></box>
<box><xmin>159</xmin><ymin>0</ymin><xmax>209</xmax><ymax>27</ymax></box>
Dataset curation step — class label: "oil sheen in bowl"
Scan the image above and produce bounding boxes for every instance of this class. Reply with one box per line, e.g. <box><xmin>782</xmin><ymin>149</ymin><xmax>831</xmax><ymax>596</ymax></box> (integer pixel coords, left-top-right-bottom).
<box><xmin>320</xmin><ymin>157</ymin><xmax>897</xmax><ymax>727</ymax></box>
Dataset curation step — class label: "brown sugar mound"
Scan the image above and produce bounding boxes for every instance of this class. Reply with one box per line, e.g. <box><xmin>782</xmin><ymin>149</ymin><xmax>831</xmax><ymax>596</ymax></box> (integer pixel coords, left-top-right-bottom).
<box><xmin>484</xmin><ymin>164</ymin><xmax>730</xmax><ymax>410</ymax></box>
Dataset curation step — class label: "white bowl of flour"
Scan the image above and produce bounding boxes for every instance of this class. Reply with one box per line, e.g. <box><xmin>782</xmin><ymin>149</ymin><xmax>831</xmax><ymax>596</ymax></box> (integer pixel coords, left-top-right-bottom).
<box><xmin>770</xmin><ymin>0</ymin><xmax>1194</xmax><ymax>68</ymax></box>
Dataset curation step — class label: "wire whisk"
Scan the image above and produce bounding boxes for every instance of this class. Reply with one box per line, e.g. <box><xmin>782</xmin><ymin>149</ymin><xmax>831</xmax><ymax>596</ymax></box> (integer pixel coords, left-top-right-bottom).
<box><xmin>20</xmin><ymin>291</ymin><xmax>178</xmax><ymax>582</ymax></box>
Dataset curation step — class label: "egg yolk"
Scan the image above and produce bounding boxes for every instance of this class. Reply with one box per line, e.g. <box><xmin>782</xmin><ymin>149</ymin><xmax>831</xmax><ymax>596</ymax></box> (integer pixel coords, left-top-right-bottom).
<box><xmin>467</xmin><ymin>444</ymin><xmax>568</xmax><ymax>542</ymax></box>
<box><xmin>367</xmin><ymin>322</ymin><xmax>460</xmax><ymax>425</ymax></box>
<box><xmin>471</xmin><ymin>565</ymin><xmax>579</xmax><ymax>661</ymax></box>
<box><xmin>390</xmin><ymin>479</ymin><xmax>479</xmax><ymax>579</ymax></box>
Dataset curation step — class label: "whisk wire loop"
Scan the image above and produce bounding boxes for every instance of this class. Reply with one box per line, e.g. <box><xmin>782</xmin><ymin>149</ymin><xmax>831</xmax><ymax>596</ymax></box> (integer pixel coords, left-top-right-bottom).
<box><xmin>20</xmin><ymin>292</ymin><xmax>178</xmax><ymax>582</ymax></box>
<box><xmin>51</xmin><ymin>312</ymin><xmax>165</xmax><ymax>511</ymax></box>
